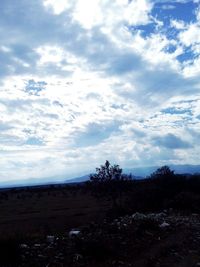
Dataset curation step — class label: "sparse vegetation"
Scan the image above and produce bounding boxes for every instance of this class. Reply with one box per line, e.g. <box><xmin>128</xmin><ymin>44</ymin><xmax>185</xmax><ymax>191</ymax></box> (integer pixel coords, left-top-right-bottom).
<box><xmin>1</xmin><ymin>162</ymin><xmax>200</xmax><ymax>266</ymax></box>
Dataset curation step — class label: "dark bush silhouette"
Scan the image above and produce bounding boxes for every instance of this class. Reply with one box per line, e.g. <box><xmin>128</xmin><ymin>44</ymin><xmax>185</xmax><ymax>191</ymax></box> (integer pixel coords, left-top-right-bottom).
<box><xmin>89</xmin><ymin>161</ymin><xmax>133</xmax><ymax>209</ymax></box>
<box><xmin>90</xmin><ymin>160</ymin><xmax>124</xmax><ymax>182</ymax></box>
<box><xmin>150</xmin><ymin>165</ymin><xmax>175</xmax><ymax>180</ymax></box>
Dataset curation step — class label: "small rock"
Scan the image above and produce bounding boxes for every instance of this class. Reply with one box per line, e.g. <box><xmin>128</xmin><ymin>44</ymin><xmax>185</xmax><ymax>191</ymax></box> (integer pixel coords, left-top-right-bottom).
<box><xmin>159</xmin><ymin>222</ymin><xmax>170</xmax><ymax>228</ymax></box>
<box><xmin>73</xmin><ymin>253</ymin><xmax>83</xmax><ymax>261</ymax></box>
<box><xmin>69</xmin><ymin>229</ymin><xmax>81</xmax><ymax>237</ymax></box>
<box><xmin>20</xmin><ymin>244</ymin><xmax>29</xmax><ymax>249</ymax></box>
<box><xmin>46</xmin><ymin>235</ymin><xmax>55</xmax><ymax>243</ymax></box>
<box><xmin>132</xmin><ymin>212</ymin><xmax>147</xmax><ymax>220</ymax></box>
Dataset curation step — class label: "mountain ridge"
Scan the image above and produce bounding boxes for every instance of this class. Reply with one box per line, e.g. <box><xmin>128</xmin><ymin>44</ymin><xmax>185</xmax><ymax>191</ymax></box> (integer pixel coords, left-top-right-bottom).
<box><xmin>0</xmin><ymin>164</ymin><xmax>200</xmax><ymax>188</ymax></box>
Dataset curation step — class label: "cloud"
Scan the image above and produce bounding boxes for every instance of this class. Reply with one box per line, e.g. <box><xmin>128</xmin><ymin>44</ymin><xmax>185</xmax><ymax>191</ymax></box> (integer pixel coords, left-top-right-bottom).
<box><xmin>71</xmin><ymin>0</ymin><xmax>152</xmax><ymax>29</ymax></box>
<box><xmin>0</xmin><ymin>0</ymin><xmax>200</xmax><ymax>183</ymax></box>
<box><xmin>162</xmin><ymin>4</ymin><xmax>176</xmax><ymax>10</ymax></box>
<box><xmin>179</xmin><ymin>24</ymin><xmax>200</xmax><ymax>47</ymax></box>
<box><xmin>0</xmin><ymin>121</ymin><xmax>13</xmax><ymax>131</ymax></box>
<box><xmin>73</xmin><ymin>121</ymin><xmax>121</xmax><ymax>147</ymax></box>
<box><xmin>170</xmin><ymin>19</ymin><xmax>187</xmax><ymax>30</ymax></box>
<box><xmin>153</xmin><ymin>133</ymin><xmax>192</xmax><ymax>149</ymax></box>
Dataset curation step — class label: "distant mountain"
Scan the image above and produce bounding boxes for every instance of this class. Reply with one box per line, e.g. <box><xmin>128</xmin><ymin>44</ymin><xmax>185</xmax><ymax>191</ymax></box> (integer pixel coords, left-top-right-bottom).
<box><xmin>169</xmin><ymin>164</ymin><xmax>200</xmax><ymax>175</ymax></box>
<box><xmin>0</xmin><ymin>174</ymin><xmax>90</xmax><ymax>189</ymax></box>
<box><xmin>65</xmin><ymin>164</ymin><xmax>200</xmax><ymax>183</ymax></box>
<box><xmin>0</xmin><ymin>177</ymin><xmax>62</xmax><ymax>188</ymax></box>
<box><xmin>65</xmin><ymin>174</ymin><xmax>90</xmax><ymax>184</ymax></box>
<box><xmin>0</xmin><ymin>165</ymin><xmax>199</xmax><ymax>188</ymax></box>
<box><xmin>124</xmin><ymin>164</ymin><xmax>200</xmax><ymax>178</ymax></box>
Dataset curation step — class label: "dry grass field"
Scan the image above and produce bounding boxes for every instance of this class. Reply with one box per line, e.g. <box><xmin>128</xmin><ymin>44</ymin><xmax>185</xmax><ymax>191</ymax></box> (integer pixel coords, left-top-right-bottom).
<box><xmin>0</xmin><ymin>185</ymin><xmax>111</xmax><ymax>239</ymax></box>
<box><xmin>1</xmin><ymin>174</ymin><xmax>200</xmax><ymax>266</ymax></box>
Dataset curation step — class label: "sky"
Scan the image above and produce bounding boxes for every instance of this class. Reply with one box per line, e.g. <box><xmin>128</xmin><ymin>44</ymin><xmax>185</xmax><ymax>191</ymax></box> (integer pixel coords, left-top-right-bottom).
<box><xmin>0</xmin><ymin>0</ymin><xmax>200</xmax><ymax>183</ymax></box>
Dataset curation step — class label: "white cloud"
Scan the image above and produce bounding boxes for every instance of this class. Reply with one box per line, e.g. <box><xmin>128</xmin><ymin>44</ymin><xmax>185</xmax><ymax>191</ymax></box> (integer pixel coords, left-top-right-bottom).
<box><xmin>43</xmin><ymin>0</ymin><xmax>72</xmax><ymax>14</ymax></box>
<box><xmin>171</xmin><ymin>19</ymin><xmax>187</xmax><ymax>30</ymax></box>
<box><xmin>0</xmin><ymin>0</ymin><xmax>200</xmax><ymax>183</ymax></box>
<box><xmin>36</xmin><ymin>45</ymin><xmax>65</xmax><ymax>64</ymax></box>
<box><xmin>162</xmin><ymin>4</ymin><xmax>176</xmax><ymax>10</ymax></box>
<box><xmin>179</xmin><ymin>24</ymin><xmax>200</xmax><ymax>47</ymax></box>
<box><xmin>72</xmin><ymin>0</ymin><xmax>152</xmax><ymax>30</ymax></box>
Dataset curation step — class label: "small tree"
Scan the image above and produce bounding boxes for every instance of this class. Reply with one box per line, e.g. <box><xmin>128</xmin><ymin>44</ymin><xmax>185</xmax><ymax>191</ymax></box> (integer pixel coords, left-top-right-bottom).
<box><xmin>90</xmin><ymin>160</ymin><xmax>123</xmax><ymax>183</ymax></box>
<box><xmin>150</xmin><ymin>166</ymin><xmax>178</xmax><ymax>200</ymax></box>
<box><xmin>90</xmin><ymin>161</ymin><xmax>133</xmax><ymax>209</ymax></box>
<box><xmin>150</xmin><ymin>166</ymin><xmax>174</xmax><ymax>180</ymax></box>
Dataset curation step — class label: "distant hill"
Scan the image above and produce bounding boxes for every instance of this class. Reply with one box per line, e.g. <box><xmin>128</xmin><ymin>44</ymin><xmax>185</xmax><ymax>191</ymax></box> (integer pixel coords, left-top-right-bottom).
<box><xmin>65</xmin><ymin>175</ymin><xmax>90</xmax><ymax>183</ymax></box>
<box><xmin>124</xmin><ymin>164</ymin><xmax>200</xmax><ymax>178</ymax></box>
<box><xmin>0</xmin><ymin>174</ymin><xmax>90</xmax><ymax>189</ymax></box>
<box><xmin>66</xmin><ymin>164</ymin><xmax>200</xmax><ymax>183</ymax></box>
<box><xmin>0</xmin><ymin>165</ymin><xmax>199</xmax><ymax>188</ymax></box>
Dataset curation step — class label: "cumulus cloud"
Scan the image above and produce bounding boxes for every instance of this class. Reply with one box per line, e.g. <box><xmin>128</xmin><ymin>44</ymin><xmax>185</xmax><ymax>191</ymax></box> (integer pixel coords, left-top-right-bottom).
<box><xmin>0</xmin><ymin>0</ymin><xmax>200</xmax><ymax>183</ymax></box>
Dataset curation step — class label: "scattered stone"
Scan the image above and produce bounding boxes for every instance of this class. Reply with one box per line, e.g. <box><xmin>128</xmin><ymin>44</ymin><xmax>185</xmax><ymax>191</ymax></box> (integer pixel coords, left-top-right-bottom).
<box><xmin>146</xmin><ymin>212</ymin><xmax>166</xmax><ymax>222</ymax></box>
<box><xmin>20</xmin><ymin>244</ymin><xmax>29</xmax><ymax>249</ymax></box>
<box><xmin>46</xmin><ymin>235</ymin><xmax>55</xmax><ymax>243</ymax></box>
<box><xmin>132</xmin><ymin>212</ymin><xmax>147</xmax><ymax>220</ymax></box>
<box><xmin>69</xmin><ymin>229</ymin><xmax>81</xmax><ymax>238</ymax></box>
<box><xmin>73</xmin><ymin>253</ymin><xmax>83</xmax><ymax>261</ymax></box>
<box><xmin>20</xmin><ymin>212</ymin><xmax>200</xmax><ymax>267</ymax></box>
<box><xmin>159</xmin><ymin>222</ymin><xmax>170</xmax><ymax>228</ymax></box>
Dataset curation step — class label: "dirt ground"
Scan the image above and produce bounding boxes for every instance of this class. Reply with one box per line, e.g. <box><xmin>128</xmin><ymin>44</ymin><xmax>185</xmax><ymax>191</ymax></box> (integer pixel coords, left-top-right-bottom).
<box><xmin>1</xmin><ymin>186</ymin><xmax>200</xmax><ymax>267</ymax></box>
<box><xmin>0</xmin><ymin>186</ymin><xmax>111</xmax><ymax>239</ymax></box>
<box><xmin>20</xmin><ymin>212</ymin><xmax>200</xmax><ymax>267</ymax></box>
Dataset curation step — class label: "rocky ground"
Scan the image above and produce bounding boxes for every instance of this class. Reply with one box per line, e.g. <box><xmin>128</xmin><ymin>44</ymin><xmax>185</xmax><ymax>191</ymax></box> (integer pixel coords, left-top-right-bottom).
<box><xmin>20</xmin><ymin>211</ymin><xmax>200</xmax><ymax>267</ymax></box>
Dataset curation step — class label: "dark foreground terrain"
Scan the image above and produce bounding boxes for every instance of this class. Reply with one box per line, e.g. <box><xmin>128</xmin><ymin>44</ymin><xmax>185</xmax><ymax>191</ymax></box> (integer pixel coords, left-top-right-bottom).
<box><xmin>1</xmin><ymin>165</ymin><xmax>200</xmax><ymax>266</ymax></box>
<box><xmin>20</xmin><ymin>211</ymin><xmax>200</xmax><ymax>267</ymax></box>
<box><xmin>0</xmin><ymin>184</ymin><xmax>110</xmax><ymax>239</ymax></box>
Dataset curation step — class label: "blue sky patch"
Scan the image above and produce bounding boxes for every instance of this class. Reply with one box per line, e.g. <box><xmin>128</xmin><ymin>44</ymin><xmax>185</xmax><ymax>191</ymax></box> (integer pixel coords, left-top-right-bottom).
<box><xmin>161</xmin><ymin>107</ymin><xmax>193</xmax><ymax>116</ymax></box>
<box><xmin>25</xmin><ymin>79</ymin><xmax>47</xmax><ymax>95</ymax></box>
<box><xmin>153</xmin><ymin>1</ymin><xmax>197</xmax><ymax>24</ymax></box>
<box><xmin>25</xmin><ymin>137</ymin><xmax>44</xmax><ymax>146</ymax></box>
<box><xmin>177</xmin><ymin>47</ymin><xmax>197</xmax><ymax>62</ymax></box>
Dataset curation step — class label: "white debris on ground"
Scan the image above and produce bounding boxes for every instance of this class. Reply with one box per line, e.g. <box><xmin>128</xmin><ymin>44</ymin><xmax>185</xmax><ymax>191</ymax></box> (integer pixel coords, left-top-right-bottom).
<box><xmin>159</xmin><ymin>222</ymin><xmax>170</xmax><ymax>228</ymax></box>
<box><xmin>20</xmin><ymin>212</ymin><xmax>200</xmax><ymax>267</ymax></box>
<box><xmin>132</xmin><ymin>212</ymin><xmax>147</xmax><ymax>221</ymax></box>
<box><xmin>69</xmin><ymin>229</ymin><xmax>81</xmax><ymax>238</ymax></box>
